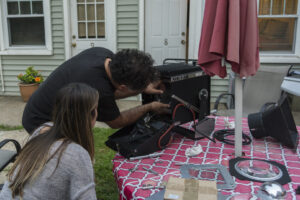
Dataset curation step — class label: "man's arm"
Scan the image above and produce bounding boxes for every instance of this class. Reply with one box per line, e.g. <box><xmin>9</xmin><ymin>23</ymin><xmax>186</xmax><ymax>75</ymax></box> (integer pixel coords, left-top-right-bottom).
<box><xmin>114</xmin><ymin>89</ymin><xmax>140</xmax><ymax>99</ymax></box>
<box><xmin>105</xmin><ymin>102</ymin><xmax>169</xmax><ymax>129</ymax></box>
<box><xmin>114</xmin><ymin>80</ymin><xmax>164</xmax><ymax>99</ymax></box>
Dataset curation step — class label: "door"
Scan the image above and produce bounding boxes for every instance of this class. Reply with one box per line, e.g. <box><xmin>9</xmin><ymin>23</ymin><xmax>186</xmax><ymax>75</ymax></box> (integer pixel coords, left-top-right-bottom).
<box><xmin>70</xmin><ymin>0</ymin><xmax>116</xmax><ymax>56</ymax></box>
<box><xmin>145</xmin><ymin>0</ymin><xmax>187</xmax><ymax>65</ymax></box>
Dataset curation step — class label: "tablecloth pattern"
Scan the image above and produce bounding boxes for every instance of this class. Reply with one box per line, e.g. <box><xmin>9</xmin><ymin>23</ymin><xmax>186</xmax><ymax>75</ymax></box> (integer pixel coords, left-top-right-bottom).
<box><xmin>112</xmin><ymin>116</ymin><xmax>300</xmax><ymax>200</ymax></box>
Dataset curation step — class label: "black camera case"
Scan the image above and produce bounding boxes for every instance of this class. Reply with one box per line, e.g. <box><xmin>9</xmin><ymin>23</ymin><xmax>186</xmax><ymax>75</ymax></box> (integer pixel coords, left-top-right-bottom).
<box><xmin>105</xmin><ymin>114</ymin><xmax>173</xmax><ymax>158</ymax></box>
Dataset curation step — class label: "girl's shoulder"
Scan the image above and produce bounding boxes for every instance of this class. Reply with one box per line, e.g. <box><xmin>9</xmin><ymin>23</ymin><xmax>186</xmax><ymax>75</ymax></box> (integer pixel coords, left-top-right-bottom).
<box><xmin>50</xmin><ymin>141</ymin><xmax>93</xmax><ymax>175</ymax></box>
<box><xmin>29</xmin><ymin>122</ymin><xmax>53</xmax><ymax>140</ymax></box>
<box><xmin>64</xmin><ymin>142</ymin><xmax>89</xmax><ymax>157</ymax></box>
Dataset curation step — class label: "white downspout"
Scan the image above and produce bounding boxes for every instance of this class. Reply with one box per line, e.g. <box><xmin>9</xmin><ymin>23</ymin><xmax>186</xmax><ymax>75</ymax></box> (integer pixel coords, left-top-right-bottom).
<box><xmin>138</xmin><ymin>0</ymin><xmax>145</xmax><ymax>51</ymax></box>
<box><xmin>0</xmin><ymin>55</ymin><xmax>4</xmax><ymax>92</ymax></box>
<box><xmin>0</xmin><ymin>1</ymin><xmax>5</xmax><ymax>93</ymax></box>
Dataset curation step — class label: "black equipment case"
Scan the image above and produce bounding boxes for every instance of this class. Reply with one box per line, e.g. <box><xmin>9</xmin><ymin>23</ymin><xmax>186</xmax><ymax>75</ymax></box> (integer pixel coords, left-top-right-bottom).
<box><xmin>142</xmin><ymin>59</ymin><xmax>211</xmax><ymax>124</ymax></box>
<box><xmin>105</xmin><ymin>113</ymin><xmax>173</xmax><ymax>158</ymax></box>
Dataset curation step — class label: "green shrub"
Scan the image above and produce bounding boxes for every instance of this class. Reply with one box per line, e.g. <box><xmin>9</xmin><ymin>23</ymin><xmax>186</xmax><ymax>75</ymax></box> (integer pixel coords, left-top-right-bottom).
<box><xmin>17</xmin><ymin>66</ymin><xmax>43</xmax><ymax>84</ymax></box>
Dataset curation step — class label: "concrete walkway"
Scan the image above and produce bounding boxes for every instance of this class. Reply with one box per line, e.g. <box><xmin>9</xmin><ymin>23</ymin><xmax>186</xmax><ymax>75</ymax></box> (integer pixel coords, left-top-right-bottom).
<box><xmin>0</xmin><ymin>96</ymin><xmax>141</xmax><ymax>128</ymax></box>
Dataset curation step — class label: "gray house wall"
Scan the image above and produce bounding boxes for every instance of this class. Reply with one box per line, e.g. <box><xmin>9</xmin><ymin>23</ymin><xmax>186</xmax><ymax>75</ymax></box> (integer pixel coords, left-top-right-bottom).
<box><xmin>116</xmin><ymin>0</ymin><xmax>139</xmax><ymax>50</ymax></box>
<box><xmin>1</xmin><ymin>0</ymin><xmax>295</xmax><ymax>102</ymax></box>
<box><xmin>0</xmin><ymin>0</ymin><xmax>65</xmax><ymax>96</ymax></box>
<box><xmin>115</xmin><ymin>0</ymin><xmax>227</xmax><ymax>102</ymax></box>
<box><xmin>210</xmin><ymin>76</ymin><xmax>229</xmax><ymax>103</ymax></box>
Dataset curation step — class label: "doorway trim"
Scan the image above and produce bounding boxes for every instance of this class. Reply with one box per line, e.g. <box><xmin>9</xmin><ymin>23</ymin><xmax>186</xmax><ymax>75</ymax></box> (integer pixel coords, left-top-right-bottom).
<box><xmin>188</xmin><ymin>0</ymin><xmax>205</xmax><ymax>59</ymax></box>
<box><xmin>139</xmin><ymin>0</ymin><xmax>145</xmax><ymax>51</ymax></box>
<box><xmin>63</xmin><ymin>0</ymin><xmax>117</xmax><ymax>59</ymax></box>
<box><xmin>63</xmin><ymin>0</ymin><xmax>71</xmax><ymax>60</ymax></box>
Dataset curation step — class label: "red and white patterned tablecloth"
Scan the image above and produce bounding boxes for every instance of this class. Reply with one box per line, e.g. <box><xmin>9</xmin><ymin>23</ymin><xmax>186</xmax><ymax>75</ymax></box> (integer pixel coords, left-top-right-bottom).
<box><xmin>112</xmin><ymin>116</ymin><xmax>300</xmax><ymax>200</ymax></box>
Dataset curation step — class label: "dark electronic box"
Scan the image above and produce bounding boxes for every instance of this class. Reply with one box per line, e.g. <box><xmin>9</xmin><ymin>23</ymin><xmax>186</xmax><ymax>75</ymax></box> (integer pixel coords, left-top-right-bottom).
<box><xmin>142</xmin><ymin>60</ymin><xmax>211</xmax><ymax>124</ymax></box>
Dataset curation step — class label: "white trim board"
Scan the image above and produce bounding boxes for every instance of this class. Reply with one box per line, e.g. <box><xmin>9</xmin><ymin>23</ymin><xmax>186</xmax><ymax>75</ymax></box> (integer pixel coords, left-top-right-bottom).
<box><xmin>139</xmin><ymin>0</ymin><xmax>145</xmax><ymax>51</ymax></box>
<box><xmin>63</xmin><ymin>0</ymin><xmax>71</xmax><ymax>60</ymax></box>
<box><xmin>110</xmin><ymin>0</ymin><xmax>117</xmax><ymax>53</ymax></box>
<box><xmin>188</xmin><ymin>0</ymin><xmax>205</xmax><ymax>59</ymax></box>
<box><xmin>0</xmin><ymin>55</ymin><xmax>4</xmax><ymax>92</ymax></box>
<box><xmin>0</xmin><ymin>3</ymin><xmax>5</xmax><ymax>51</ymax></box>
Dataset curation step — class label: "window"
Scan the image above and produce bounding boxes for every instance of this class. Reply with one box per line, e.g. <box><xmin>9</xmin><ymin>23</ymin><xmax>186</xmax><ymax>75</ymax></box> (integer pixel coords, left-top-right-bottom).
<box><xmin>0</xmin><ymin>0</ymin><xmax>52</xmax><ymax>55</ymax></box>
<box><xmin>76</xmin><ymin>0</ymin><xmax>105</xmax><ymax>39</ymax></box>
<box><xmin>7</xmin><ymin>0</ymin><xmax>45</xmax><ymax>46</ymax></box>
<box><xmin>258</xmin><ymin>0</ymin><xmax>298</xmax><ymax>53</ymax></box>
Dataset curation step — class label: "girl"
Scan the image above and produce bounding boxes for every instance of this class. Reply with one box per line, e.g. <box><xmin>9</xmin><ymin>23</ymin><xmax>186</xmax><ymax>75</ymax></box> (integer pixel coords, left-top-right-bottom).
<box><xmin>0</xmin><ymin>83</ymin><xmax>99</xmax><ymax>200</ymax></box>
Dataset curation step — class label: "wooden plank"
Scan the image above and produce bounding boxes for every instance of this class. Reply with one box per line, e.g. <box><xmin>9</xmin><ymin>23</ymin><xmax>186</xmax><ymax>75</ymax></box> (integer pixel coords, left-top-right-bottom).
<box><xmin>51</xmin><ymin>0</ymin><xmax>63</xmax><ymax>6</ymax></box>
<box><xmin>117</xmin><ymin>5</ymin><xmax>138</xmax><ymax>12</ymax></box>
<box><xmin>117</xmin><ymin>24</ymin><xmax>138</xmax><ymax>31</ymax></box>
<box><xmin>53</xmin><ymin>36</ymin><xmax>65</xmax><ymax>42</ymax></box>
<box><xmin>117</xmin><ymin>11</ymin><xmax>139</xmax><ymax>18</ymax></box>
<box><xmin>118</xmin><ymin>37</ymin><xmax>139</xmax><ymax>43</ymax></box>
<box><xmin>52</xmin><ymin>18</ymin><xmax>64</xmax><ymax>25</ymax></box>
<box><xmin>117</xmin><ymin>30</ymin><xmax>139</xmax><ymax>37</ymax></box>
<box><xmin>117</xmin><ymin>18</ymin><xmax>139</xmax><ymax>25</ymax></box>
<box><xmin>2</xmin><ymin>59</ymin><xmax>63</xmax><ymax>66</ymax></box>
<box><xmin>52</xmin><ymin>13</ymin><xmax>63</xmax><ymax>19</ymax></box>
<box><xmin>117</xmin><ymin>0</ymin><xmax>138</xmax><ymax>6</ymax></box>
<box><xmin>51</xmin><ymin>6</ymin><xmax>63</xmax><ymax>13</ymax></box>
<box><xmin>117</xmin><ymin>43</ymin><xmax>139</xmax><ymax>49</ymax></box>
<box><xmin>52</xmin><ymin>25</ymin><xmax>64</xmax><ymax>31</ymax></box>
<box><xmin>2</xmin><ymin>54</ymin><xmax>65</xmax><ymax>60</ymax></box>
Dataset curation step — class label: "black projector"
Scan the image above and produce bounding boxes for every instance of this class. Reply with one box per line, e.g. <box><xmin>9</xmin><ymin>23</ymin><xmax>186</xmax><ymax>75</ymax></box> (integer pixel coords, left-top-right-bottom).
<box><xmin>142</xmin><ymin>61</ymin><xmax>211</xmax><ymax>125</ymax></box>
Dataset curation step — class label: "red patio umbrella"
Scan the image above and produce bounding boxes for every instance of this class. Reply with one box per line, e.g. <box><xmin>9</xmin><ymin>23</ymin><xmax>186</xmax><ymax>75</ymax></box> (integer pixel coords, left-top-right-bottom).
<box><xmin>198</xmin><ymin>0</ymin><xmax>260</xmax><ymax>156</ymax></box>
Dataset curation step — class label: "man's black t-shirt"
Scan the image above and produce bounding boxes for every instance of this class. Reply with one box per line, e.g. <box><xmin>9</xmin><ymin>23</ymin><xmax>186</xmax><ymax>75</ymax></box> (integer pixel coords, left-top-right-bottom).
<box><xmin>22</xmin><ymin>47</ymin><xmax>120</xmax><ymax>134</ymax></box>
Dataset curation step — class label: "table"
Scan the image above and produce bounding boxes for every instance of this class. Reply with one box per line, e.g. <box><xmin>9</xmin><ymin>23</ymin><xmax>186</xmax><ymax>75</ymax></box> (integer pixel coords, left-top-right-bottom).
<box><xmin>112</xmin><ymin>116</ymin><xmax>300</xmax><ymax>200</ymax></box>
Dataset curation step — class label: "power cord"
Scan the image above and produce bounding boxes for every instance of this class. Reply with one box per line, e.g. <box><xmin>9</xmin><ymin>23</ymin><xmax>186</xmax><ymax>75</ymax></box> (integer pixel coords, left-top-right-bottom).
<box><xmin>158</xmin><ymin>103</ymin><xmax>196</xmax><ymax>149</ymax></box>
<box><xmin>213</xmin><ymin>129</ymin><xmax>252</xmax><ymax>145</ymax></box>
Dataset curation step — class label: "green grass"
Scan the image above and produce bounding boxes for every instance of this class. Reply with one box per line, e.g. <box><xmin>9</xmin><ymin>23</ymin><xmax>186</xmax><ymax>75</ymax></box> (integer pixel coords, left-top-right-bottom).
<box><xmin>0</xmin><ymin>125</ymin><xmax>23</xmax><ymax>131</ymax></box>
<box><xmin>0</xmin><ymin>125</ymin><xmax>119</xmax><ymax>199</ymax></box>
<box><xmin>93</xmin><ymin>127</ymin><xmax>119</xmax><ymax>200</ymax></box>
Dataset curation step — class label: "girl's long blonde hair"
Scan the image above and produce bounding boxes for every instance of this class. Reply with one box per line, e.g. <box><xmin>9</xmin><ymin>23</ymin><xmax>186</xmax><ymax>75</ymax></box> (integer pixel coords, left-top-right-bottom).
<box><xmin>8</xmin><ymin>83</ymin><xmax>99</xmax><ymax>198</ymax></box>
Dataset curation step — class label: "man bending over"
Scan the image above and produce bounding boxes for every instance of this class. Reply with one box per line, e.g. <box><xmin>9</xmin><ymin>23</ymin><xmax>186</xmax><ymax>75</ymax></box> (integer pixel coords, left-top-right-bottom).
<box><xmin>22</xmin><ymin>47</ymin><xmax>169</xmax><ymax>134</ymax></box>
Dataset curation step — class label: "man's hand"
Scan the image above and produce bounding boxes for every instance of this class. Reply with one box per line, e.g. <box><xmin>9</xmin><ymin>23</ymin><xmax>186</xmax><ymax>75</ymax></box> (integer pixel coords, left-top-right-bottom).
<box><xmin>150</xmin><ymin>101</ymin><xmax>170</xmax><ymax>114</ymax></box>
<box><xmin>143</xmin><ymin>81</ymin><xmax>164</xmax><ymax>94</ymax></box>
<box><xmin>105</xmin><ymin>101</ymin><xmax>170</xmax><ymax>129</ymax></box>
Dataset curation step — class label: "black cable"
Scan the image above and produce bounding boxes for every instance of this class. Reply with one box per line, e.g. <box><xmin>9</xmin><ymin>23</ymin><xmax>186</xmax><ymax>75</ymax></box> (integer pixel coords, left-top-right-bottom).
<box><xmin>213</xmin><ymin>129</ymin><xmax>252</xmax><ymax>145</ymax></box>
<box><xmin>296</xmin><ymin>185</ymin><xmax>300</xmax><ymax>195</ymax></box>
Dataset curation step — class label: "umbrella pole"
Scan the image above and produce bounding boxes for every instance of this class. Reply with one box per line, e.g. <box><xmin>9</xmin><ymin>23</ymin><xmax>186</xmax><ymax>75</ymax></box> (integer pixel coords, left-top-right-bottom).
<box><xmin>234</xmin><ymin>75</ymin><xmax>243</xmax><ymax>157</ymax></box>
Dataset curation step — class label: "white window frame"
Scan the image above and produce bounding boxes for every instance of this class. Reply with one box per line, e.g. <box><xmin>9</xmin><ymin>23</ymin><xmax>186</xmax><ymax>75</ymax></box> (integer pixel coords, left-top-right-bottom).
<box><xmin>258</xmin><ymin>0</ymin><xmax>300</xmax><ymax>63</ymax></box>
<box><xmin>0</xmin><ymin>0</ymin><xmax>52</xmax><ymax>55</ymax></box>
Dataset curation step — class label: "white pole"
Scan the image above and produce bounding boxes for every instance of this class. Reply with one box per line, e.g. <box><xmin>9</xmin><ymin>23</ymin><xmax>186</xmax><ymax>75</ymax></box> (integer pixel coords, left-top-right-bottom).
<box><xmin>0</xmin><ymin>55</ymin><xmax>4</xmax><ymax>92</ymax></box>
<box><xmin>234</xmin><ymin>75</ymin><xmax>243</xmax><ymax>157</ymax></box>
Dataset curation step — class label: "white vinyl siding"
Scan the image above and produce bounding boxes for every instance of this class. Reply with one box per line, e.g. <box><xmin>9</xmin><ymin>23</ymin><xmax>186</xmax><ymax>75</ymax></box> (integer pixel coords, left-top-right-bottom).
<box><xmin>116</xmin><ymin>0</ymin><xmax>140</xmax><ymax>100</ymax></box>
<box><xmin>0</xmin><ymin>0</ymin><xmax>65</xmax><ymax>95</ymax></box>
<box><xmin>116</xmin><ymin>0</ymin><xmax>139</xmax><ymax>50</ymax></box>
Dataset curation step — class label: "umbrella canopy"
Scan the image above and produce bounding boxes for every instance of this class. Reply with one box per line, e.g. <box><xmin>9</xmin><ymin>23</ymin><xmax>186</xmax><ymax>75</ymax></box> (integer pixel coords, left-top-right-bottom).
<box><xmin>198</xmin><ymin>0</ymin><xmax>260</xmax><ymax>78</ymax></box>
<box><xmin>198</xmin><ymin>0</ymin><xmax>260</xmax><ymax>156</ymax></box>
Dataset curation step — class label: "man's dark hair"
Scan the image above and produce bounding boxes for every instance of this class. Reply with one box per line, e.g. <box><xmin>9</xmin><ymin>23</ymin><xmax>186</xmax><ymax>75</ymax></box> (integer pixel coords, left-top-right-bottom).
<box><xmin>109</xmin><ymin>49</ymin><xmax>157</xmax><ymax>91</ymax></box>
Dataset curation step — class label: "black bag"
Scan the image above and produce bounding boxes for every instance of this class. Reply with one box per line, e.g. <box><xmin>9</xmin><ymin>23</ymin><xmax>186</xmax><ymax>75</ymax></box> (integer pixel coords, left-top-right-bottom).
<box><xmin>105</xmin><ymin>113</ymin><xmax>174</xmax><ymax>158</ymax></box>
